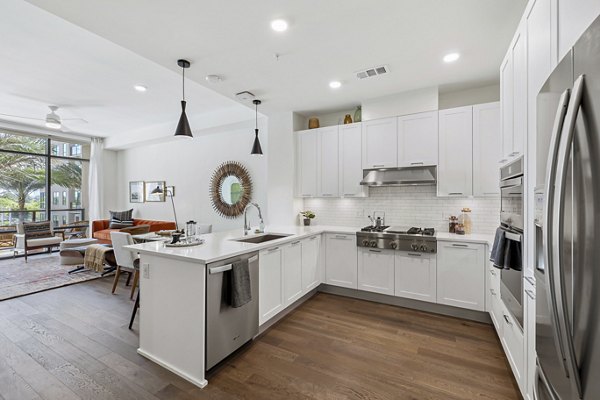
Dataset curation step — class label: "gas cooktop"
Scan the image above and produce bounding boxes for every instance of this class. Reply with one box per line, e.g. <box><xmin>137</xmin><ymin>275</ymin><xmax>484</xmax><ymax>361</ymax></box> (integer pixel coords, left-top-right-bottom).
<box><xmin>356</xmin><ymin>226</ymin><xmax>437</xmax><ymax>253</ymax></box>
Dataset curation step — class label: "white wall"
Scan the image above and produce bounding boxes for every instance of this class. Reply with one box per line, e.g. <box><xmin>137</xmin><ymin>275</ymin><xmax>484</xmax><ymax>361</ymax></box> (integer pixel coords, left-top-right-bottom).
<box><xmin>304</xmin><ymin>186</ymin><xmax>499</xmax><ymax>236</ymax></box>
<box><xmin>361</xmin><ymin>87</ymin><xmax>438</xmax><ymax>120</ymax></box>
<box><xmin>266</xmin><ymin>112</ymin><xmax>302</xmax><ymax>226</ymax></box>
<box><xmin>102</xmin><ymin>149</ymin><xmax>119</xmax><ymax>216</ymax></box>
<box><xmin>115</xmin><ymin>120</ymin><xmax>268</xmax><ymax>232</ymax></box>
<box><xmin>438</xmin><ymin>84</ymin><xmax>500</xmax><ymax>109</ymax></box>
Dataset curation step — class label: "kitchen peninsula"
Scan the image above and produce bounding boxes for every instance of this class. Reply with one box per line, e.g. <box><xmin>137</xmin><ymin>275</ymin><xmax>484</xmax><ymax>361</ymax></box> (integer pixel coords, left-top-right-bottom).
<box><xmin>125</xmin><ymin>225</ymin><xmax>494</xmax><ymax>389</ymax></box>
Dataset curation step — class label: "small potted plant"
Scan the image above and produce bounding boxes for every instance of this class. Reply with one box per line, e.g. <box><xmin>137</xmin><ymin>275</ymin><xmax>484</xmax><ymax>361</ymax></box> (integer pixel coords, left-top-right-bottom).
<box><xmin>300</xmin><ymin>210</ymin><xmax>316</xmax><ymax>226</ymax></box>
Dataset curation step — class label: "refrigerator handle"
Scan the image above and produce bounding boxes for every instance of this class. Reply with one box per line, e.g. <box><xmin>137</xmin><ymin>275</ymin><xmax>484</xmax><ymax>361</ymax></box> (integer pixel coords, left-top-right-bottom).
<box><xmin>552</xmin><ymin>74</ymin><xmax>585</xmax><ymax>398</ymax></box>
<box><xmin>543</xmin><ymin>87</ymin><xmax>571</xmax><ymax>378</ymax></box>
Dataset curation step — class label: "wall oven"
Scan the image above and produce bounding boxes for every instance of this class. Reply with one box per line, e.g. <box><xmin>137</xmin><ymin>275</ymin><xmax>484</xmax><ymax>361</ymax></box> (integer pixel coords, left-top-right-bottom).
<box><xmin>499</xmin><ymin>157</ymin><xmax>524</xmax><ymax>330</ymax></box>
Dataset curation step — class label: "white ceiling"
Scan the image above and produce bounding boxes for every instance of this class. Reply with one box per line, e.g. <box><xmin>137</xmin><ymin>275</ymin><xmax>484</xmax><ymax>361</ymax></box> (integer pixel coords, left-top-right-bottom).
<box><xmin>0</xmin><ymin>0</ymin><xmax>255</xmax><ymax>148</ymax></box>
<box><xmin>24</xmin><ymin>0</ymin><xmax>526</xmax><ymax>117</ymax></box>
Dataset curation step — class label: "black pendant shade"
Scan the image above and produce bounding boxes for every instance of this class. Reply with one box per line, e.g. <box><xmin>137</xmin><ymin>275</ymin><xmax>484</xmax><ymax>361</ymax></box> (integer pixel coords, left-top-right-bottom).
<box><xmin>175</xmin><ymin>100</ymin><xmax>193</xmax><ymax>138</ymax></box>
<box><xmin>175</xmin><ymin>59</ymin><xmax>193</xmax><ymax>138</ymax></box>
<box><xmin>251</xmin><ymin>99</ymin><xmax>263</xmax><ymax>155</ymax></box>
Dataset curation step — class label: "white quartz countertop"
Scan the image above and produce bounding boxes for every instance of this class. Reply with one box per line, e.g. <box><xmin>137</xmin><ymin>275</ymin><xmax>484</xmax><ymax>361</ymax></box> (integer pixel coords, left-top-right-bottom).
<box><xmin>436</xmin><ymin>232</ymin><xmax>494</xmax><ymax>246</ymax></box>
<box><xmin>124</xmin><ymin>225</ymin><xmax>358</xmax><ymax>264</ymax></box>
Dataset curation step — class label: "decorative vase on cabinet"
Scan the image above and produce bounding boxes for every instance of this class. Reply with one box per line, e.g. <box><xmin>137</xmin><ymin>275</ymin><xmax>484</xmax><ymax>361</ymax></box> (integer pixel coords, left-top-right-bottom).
<box><xmin>343</xmin><ymin>114</ymin><xmax>353</xmax><ymax>124</ymax></box>
<box><xmin>354</xmin><ymin>106</ymin><xmax>362</xmax><ymax>122</ymax></box>
<box><xmin>308</xmin><ymin>117</ymin><xmax>320</xmax><ymax>129</ymax></box>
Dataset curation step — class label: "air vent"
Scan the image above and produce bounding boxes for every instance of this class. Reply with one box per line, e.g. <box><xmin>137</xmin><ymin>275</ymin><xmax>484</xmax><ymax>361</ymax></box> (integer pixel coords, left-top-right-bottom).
<box><xmin>356</xmin><ymin>65</ymin><xmax>389</xmax><ymax>80</ymax></box>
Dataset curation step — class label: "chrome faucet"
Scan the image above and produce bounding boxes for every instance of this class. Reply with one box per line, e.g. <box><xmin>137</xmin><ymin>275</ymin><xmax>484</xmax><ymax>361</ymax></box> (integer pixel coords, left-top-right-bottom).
<box><xmin>244</xmin><ymin>202</ymin><xmax>265</xmax><ymax>235</ymax></box>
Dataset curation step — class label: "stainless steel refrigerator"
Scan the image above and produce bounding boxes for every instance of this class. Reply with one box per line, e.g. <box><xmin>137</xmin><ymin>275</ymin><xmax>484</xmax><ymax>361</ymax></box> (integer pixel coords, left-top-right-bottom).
<box><xmin>534</xmin><ymin>14</ymin><xmax>600</xmax><ymax>400</ymax></box>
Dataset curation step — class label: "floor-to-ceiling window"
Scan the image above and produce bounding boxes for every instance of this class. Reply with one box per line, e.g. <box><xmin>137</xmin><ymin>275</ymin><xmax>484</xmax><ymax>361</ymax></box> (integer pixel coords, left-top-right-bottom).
<box><xmin>0</xmin><ymin>131</ymin><xmax>89</xmax><ymax>230</ymax></box>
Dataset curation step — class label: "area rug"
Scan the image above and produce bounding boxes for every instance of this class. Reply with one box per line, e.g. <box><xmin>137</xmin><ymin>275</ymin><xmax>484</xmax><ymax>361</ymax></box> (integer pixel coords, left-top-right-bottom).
<box><xmin>0</xmin><ymin>254</ymin><xmax>101</xmax><ymax>301</ymax></box>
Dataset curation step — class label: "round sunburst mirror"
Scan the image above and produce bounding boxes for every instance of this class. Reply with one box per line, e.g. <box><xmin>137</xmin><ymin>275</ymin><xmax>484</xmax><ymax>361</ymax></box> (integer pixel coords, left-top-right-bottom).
<box><xmin>209</xmin><ymin>161</ymin><xmax>253</xmax><ymax>218</ymax></box>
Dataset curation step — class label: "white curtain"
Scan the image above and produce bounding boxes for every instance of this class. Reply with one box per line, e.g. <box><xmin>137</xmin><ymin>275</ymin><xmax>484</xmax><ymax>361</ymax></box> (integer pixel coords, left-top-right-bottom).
<box><xmin>88</xmin><ymin>137</ymin><xmax>104</xmax><ymax>224</ymax></box>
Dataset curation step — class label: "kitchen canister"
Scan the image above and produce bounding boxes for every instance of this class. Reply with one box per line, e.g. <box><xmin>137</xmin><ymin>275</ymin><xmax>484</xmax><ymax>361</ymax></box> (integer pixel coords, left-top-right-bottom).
<box><xmin>308</xmin><ymin>117</ymin><xmax>320</xmax><ymax>129</ymax></box>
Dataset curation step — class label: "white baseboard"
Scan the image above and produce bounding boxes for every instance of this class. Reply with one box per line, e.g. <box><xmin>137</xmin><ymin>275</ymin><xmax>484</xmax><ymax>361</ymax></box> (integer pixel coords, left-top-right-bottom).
<box><xmin>137</xmin><ymin>348</ymin><xmax>208</xmax><ymax>389</ymax></box>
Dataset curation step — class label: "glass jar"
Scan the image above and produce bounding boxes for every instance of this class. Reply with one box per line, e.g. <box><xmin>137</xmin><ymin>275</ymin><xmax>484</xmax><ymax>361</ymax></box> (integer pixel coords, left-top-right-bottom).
<box><xmin>459</xmin><ymin>208</ymin><xmax>472</xmax><ymax>235</ymax></box>
<box><xmin>455</xmin><ymin>223</ymin><xmax>465</xmax><ymax>235</ymax></box>
<box><xmin>449</xmin><ymin>216</ymin><xmax>458</xmax><ymax>233</ymax></box>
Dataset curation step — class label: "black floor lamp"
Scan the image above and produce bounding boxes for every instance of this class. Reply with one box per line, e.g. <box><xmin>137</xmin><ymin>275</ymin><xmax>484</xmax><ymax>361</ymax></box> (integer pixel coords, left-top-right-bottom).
<box><xmin>150</xmin><ymin>185</ymin><xmax>179</xmax><ymax>231</ymax></box>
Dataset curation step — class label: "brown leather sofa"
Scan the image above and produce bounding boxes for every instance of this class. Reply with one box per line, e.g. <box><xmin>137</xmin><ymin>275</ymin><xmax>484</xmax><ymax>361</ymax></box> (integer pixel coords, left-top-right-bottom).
<box><xmin>91</xmin><ymin>219</ymin><xmax>176</xmax><ymax>244</ymax></box>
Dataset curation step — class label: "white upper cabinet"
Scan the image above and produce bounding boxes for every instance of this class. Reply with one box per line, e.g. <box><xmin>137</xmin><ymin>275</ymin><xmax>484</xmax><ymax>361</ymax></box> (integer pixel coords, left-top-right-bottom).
<box><xmin>500</xmin><ymin>54</ymin><xmax>514</xmax><ymax>162</ymax></box>
<box><xmin>473</xmin><ymin>102</ymin><xmax>501</xmax><ymax>197</ymax></box>
<box><xmin>318</xmin><ymin>126</ymin><xmax>339</xmax><ymax>197</ymax></box>
<box><xmin>397</xmin><ymin>111</ymin><xmax>439</xmax><ymax>167</ymax></box>
<box><xmin>339</xmin><ymin>123</ymin><xmax>367</xmax><ymax>197</ymax></box>
<box><xmin>296</xmin><ymin>129</ymin><xmax>318</xmax><ymax>197</ymax></box>
<box><xmin>558</xmin><ymin>0</ymin><xmax>600</xmax><ymax>59</ymax></box>
<box><xmin>512</xmin><ymin>25</ymin><xmax>527</xmax><ymax>158</ymax></box>
<box><xmin>438</xmin><ymin>106</ymin><xmax>473</xmax><ymax>197</ymax></box>
<box><xmin>437</xmin><ymin>241</ymin><xmax>486</xmax><ymax>311</ymax></box>
<box><xmin>362</xmin><ymin>117</ymin><xmax>398</xmax><ymax>169</ymax></box>
<box><xmin>394</xmin><ymin>252</ymin><xmax>436</xmax><ymax>303</ymax></box>
<box><xmin>501</xmin><ymin>22</ymin><xmax>527</xmax><ymax>163</ymax></box>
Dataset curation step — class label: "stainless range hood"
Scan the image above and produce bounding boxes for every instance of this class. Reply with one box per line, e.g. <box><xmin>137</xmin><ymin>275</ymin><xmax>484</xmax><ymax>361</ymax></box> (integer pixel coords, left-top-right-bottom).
<box><xmin>360</xmin><ymin>166</ymin><xmax>437</xmax><ymax>186</ymax></box>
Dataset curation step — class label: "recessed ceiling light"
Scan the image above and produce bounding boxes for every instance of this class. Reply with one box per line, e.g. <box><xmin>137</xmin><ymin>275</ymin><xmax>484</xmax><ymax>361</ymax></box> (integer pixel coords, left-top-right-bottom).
<box><xmin>329</xmin><ymin>81</ymin><xmax>342</xmax><ymax>89</ymax></box>
<box><xmin>271</xmin><ymin>19</ymin><xmax>288</xmax><ymax>32</ymax></box>
<box><xmin>443</xmin><ymin>53</ymin><xmax>460</xmax><ymax>63</ymax></box>
<box><xmin>134</xmin><ymin>84</ymin><xmax>147</xmax><ymax>92</ymax></box>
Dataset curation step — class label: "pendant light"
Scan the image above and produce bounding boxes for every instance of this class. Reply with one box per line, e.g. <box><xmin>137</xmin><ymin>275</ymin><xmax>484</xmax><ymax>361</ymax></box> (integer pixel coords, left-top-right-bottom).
<box><xmin>251</xmin><ymin>99</ymin><xmax>263</xmax><ymax>155</ymax></box>
<box><xmin>174</xmin><ymin>59</ymin><xmax>193</xmax><ymax>138</ymax></box>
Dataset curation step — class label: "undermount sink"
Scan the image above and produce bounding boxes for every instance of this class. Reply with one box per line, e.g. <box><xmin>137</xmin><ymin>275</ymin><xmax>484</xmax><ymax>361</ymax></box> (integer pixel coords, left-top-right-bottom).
<box><xmin>232</xmin><ymin>233</ymin><xmax>292</xmax><ymax>244</ymax></box>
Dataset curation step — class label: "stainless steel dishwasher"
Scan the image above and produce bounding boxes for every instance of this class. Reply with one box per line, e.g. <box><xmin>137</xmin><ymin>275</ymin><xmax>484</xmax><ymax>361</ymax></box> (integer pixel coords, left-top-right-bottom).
<box><xmin>205</xmin><ymin>252</ymin><xmax>259</xmax><ymax>370</ymax></box>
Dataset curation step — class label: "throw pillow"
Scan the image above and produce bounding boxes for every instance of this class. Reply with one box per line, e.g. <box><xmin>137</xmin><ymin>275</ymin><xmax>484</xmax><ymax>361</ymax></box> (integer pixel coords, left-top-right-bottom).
<box><xmin>109</xmin><ymin>209</ymin><xmax>133</xmax><ymax>221</ymax></box>
<box><xmin>109</xmin><ymin>219</ymin><xmax>134</xmax><ymax>229</ymax></box>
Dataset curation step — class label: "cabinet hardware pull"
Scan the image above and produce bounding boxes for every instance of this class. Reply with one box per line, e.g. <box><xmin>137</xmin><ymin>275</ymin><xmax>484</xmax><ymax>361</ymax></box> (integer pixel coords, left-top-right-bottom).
<box><xmin>510</xmin><ymin>151</ymin><xmax>520</xmax><ymax>156</ymax></box>
<box><xmin>525</xmin><ymin>289</ymin><xmax>535</xmax><ymax>300</ymax></box>
<box><xmin>334</xmin><ymin>235</ymin><xmax>347</xmax><ymax>239</ymax></box>
<box><xmin>209</xmin><ymin>264</ymin><xmax>233</xmax><ymax>274</ymax></box>
<box><xmin>451</xmin><ymin>243</ymin><xmax>469</xmax><ymax>247</ymax></box>
<box><xmin>407</xmin><ymin>253</ymin><xmax>422</xmax><ymax>257</ymax></box>
<box><xmin>483</xmin><ymin>192</ymin><xmax>499</xmax><ymax>195</ymax></box>
<box><xmin>301</xmin><ymin>194</ymin><xmax>312</xmax><ymax>197</ymax></box>
<box><xmin>310</xmin><ymin>236</ymin><xmax>317</xmax><ymax>240</ymax></box>
<box><xmin>369</xmin><ymin>249</ymin><xmax>382</xmax><ymax>253</ymax></box>
<box><xmin>268</xmin><ymin>247</ymin><xmax>279</xmax><ymax>252</ymax></box>
<box><xmin>448</xmin><ymin>192</ymin><xmax>463</xmax><ymax>195</ymax></box>
<box><xmin>499</xmin><ymin>159</ymin><xmax>507</xmax><ymax>164</ymax></box>
<box><xmin>291</xmin><ymin>241</ymin><xmax>300</xmax><ymax>245</ymax></box>
<box><xmin>372</xmin><ymin>164</ymin><xmax>385</xmax><ymax>167</ymax></box>
<box><xmin>524</xmin><ymin>276</ymin><xmax>535</xmax><ymax>286</ymax></box>
<box><xmin>490</xmin><ymin>289</ymin><xmax>496</xmax><ymax>296</ymax></box>
<box><xmin>322</xmin><ymin>194</ymin><xmax>333</xmax><ymax>196</ymax></box>
<box><xmin>410</xmin><ymin>162</ymin><xmax>424</xmax><ymax>165</ymax></box>
<box><xmin>490</xmin><ymin>269</ymin><xmax>496</xmax><ymax>276</ymax></box>
<box><xmin>343</xmin><ymin>194</ymin><xmax>356</xmax><ymax>196</ymax></box>
<box><xmin>503</xmin><ymin>314</ymin><xmax>512</xmax><ymax>325</ymax></box>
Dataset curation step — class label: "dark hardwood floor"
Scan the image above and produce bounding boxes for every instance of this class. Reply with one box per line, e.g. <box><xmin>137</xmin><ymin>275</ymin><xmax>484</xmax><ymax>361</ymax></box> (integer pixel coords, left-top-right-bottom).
<box><xmin>0</xmin><ymin>276</ymin><xmax>521</xmax><ymax>400</ymax></box>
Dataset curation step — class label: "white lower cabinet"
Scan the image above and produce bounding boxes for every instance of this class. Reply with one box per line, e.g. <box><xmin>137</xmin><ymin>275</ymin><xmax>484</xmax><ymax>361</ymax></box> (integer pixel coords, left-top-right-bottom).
<box><xmin>488</xmin><ymin>265</ymin><xmax>503</xmax><ymax>333</ymax></box>
<box><xmin>501</xmin><ymin>302</ymin><xmax>524</xmax><ymax>390</ymax></box>
<box><xmin>301</xmin><ymin>235</ymin><xmax>321</xmax><ymax>291</ymax></box>
<box><xmin>524</xmin><ymin>277</ymin><xmax>536</xmax><ymax>400</ymax></box>
<box><xmin>358</xmin><ymin>248</ymin><xmax>395</xmax><ymax>295</ymax></box>
<box><xmin>394</xmin><ymin>251</ymin><xmax>436</xmax><ymax>303</ymax></box>
<box><xmin>325</xmin><ymin>233</ymin><xmax>358</xmax><ymax>289</ymax></box>
<box><xmin>282</xmin><ymin>241</ymin><xmax>303</xmax><ymax>306</ymax></box>
<box><xmin>437</xmin><ymin>241</ymin><xmax>486</xmax><ymax>311</ymax></box>
<box><xmin>259</xmin><ymin>246</ymin><xmax>284</xmax><ymax>325</ymax></box>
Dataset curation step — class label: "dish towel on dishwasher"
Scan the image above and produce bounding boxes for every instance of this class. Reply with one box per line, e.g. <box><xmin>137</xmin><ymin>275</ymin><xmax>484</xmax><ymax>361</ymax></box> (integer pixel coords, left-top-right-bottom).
<box><xmin>490</xmin><ymin>227</ymin><xmax>506</xmax><ymax>269</ymax></box>
<box><xmin>230</xmin><ymin>260</ymin><xmax>252</xmax><ymax>308</ymax></box>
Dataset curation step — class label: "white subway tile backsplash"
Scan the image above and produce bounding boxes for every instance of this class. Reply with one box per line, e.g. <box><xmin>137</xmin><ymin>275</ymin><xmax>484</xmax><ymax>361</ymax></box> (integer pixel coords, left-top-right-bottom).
<box><xmin>303</xmin><ymin>186</ymin><xmax>500</xmax><ymax>235</ymax></box>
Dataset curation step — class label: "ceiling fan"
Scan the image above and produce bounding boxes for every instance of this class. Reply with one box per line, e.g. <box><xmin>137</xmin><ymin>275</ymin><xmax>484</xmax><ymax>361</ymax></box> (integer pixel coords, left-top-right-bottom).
<box><xmin>0</xmin><ymin>105</ymin><xmax>88</xmax><ymax>131</ymax></box>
